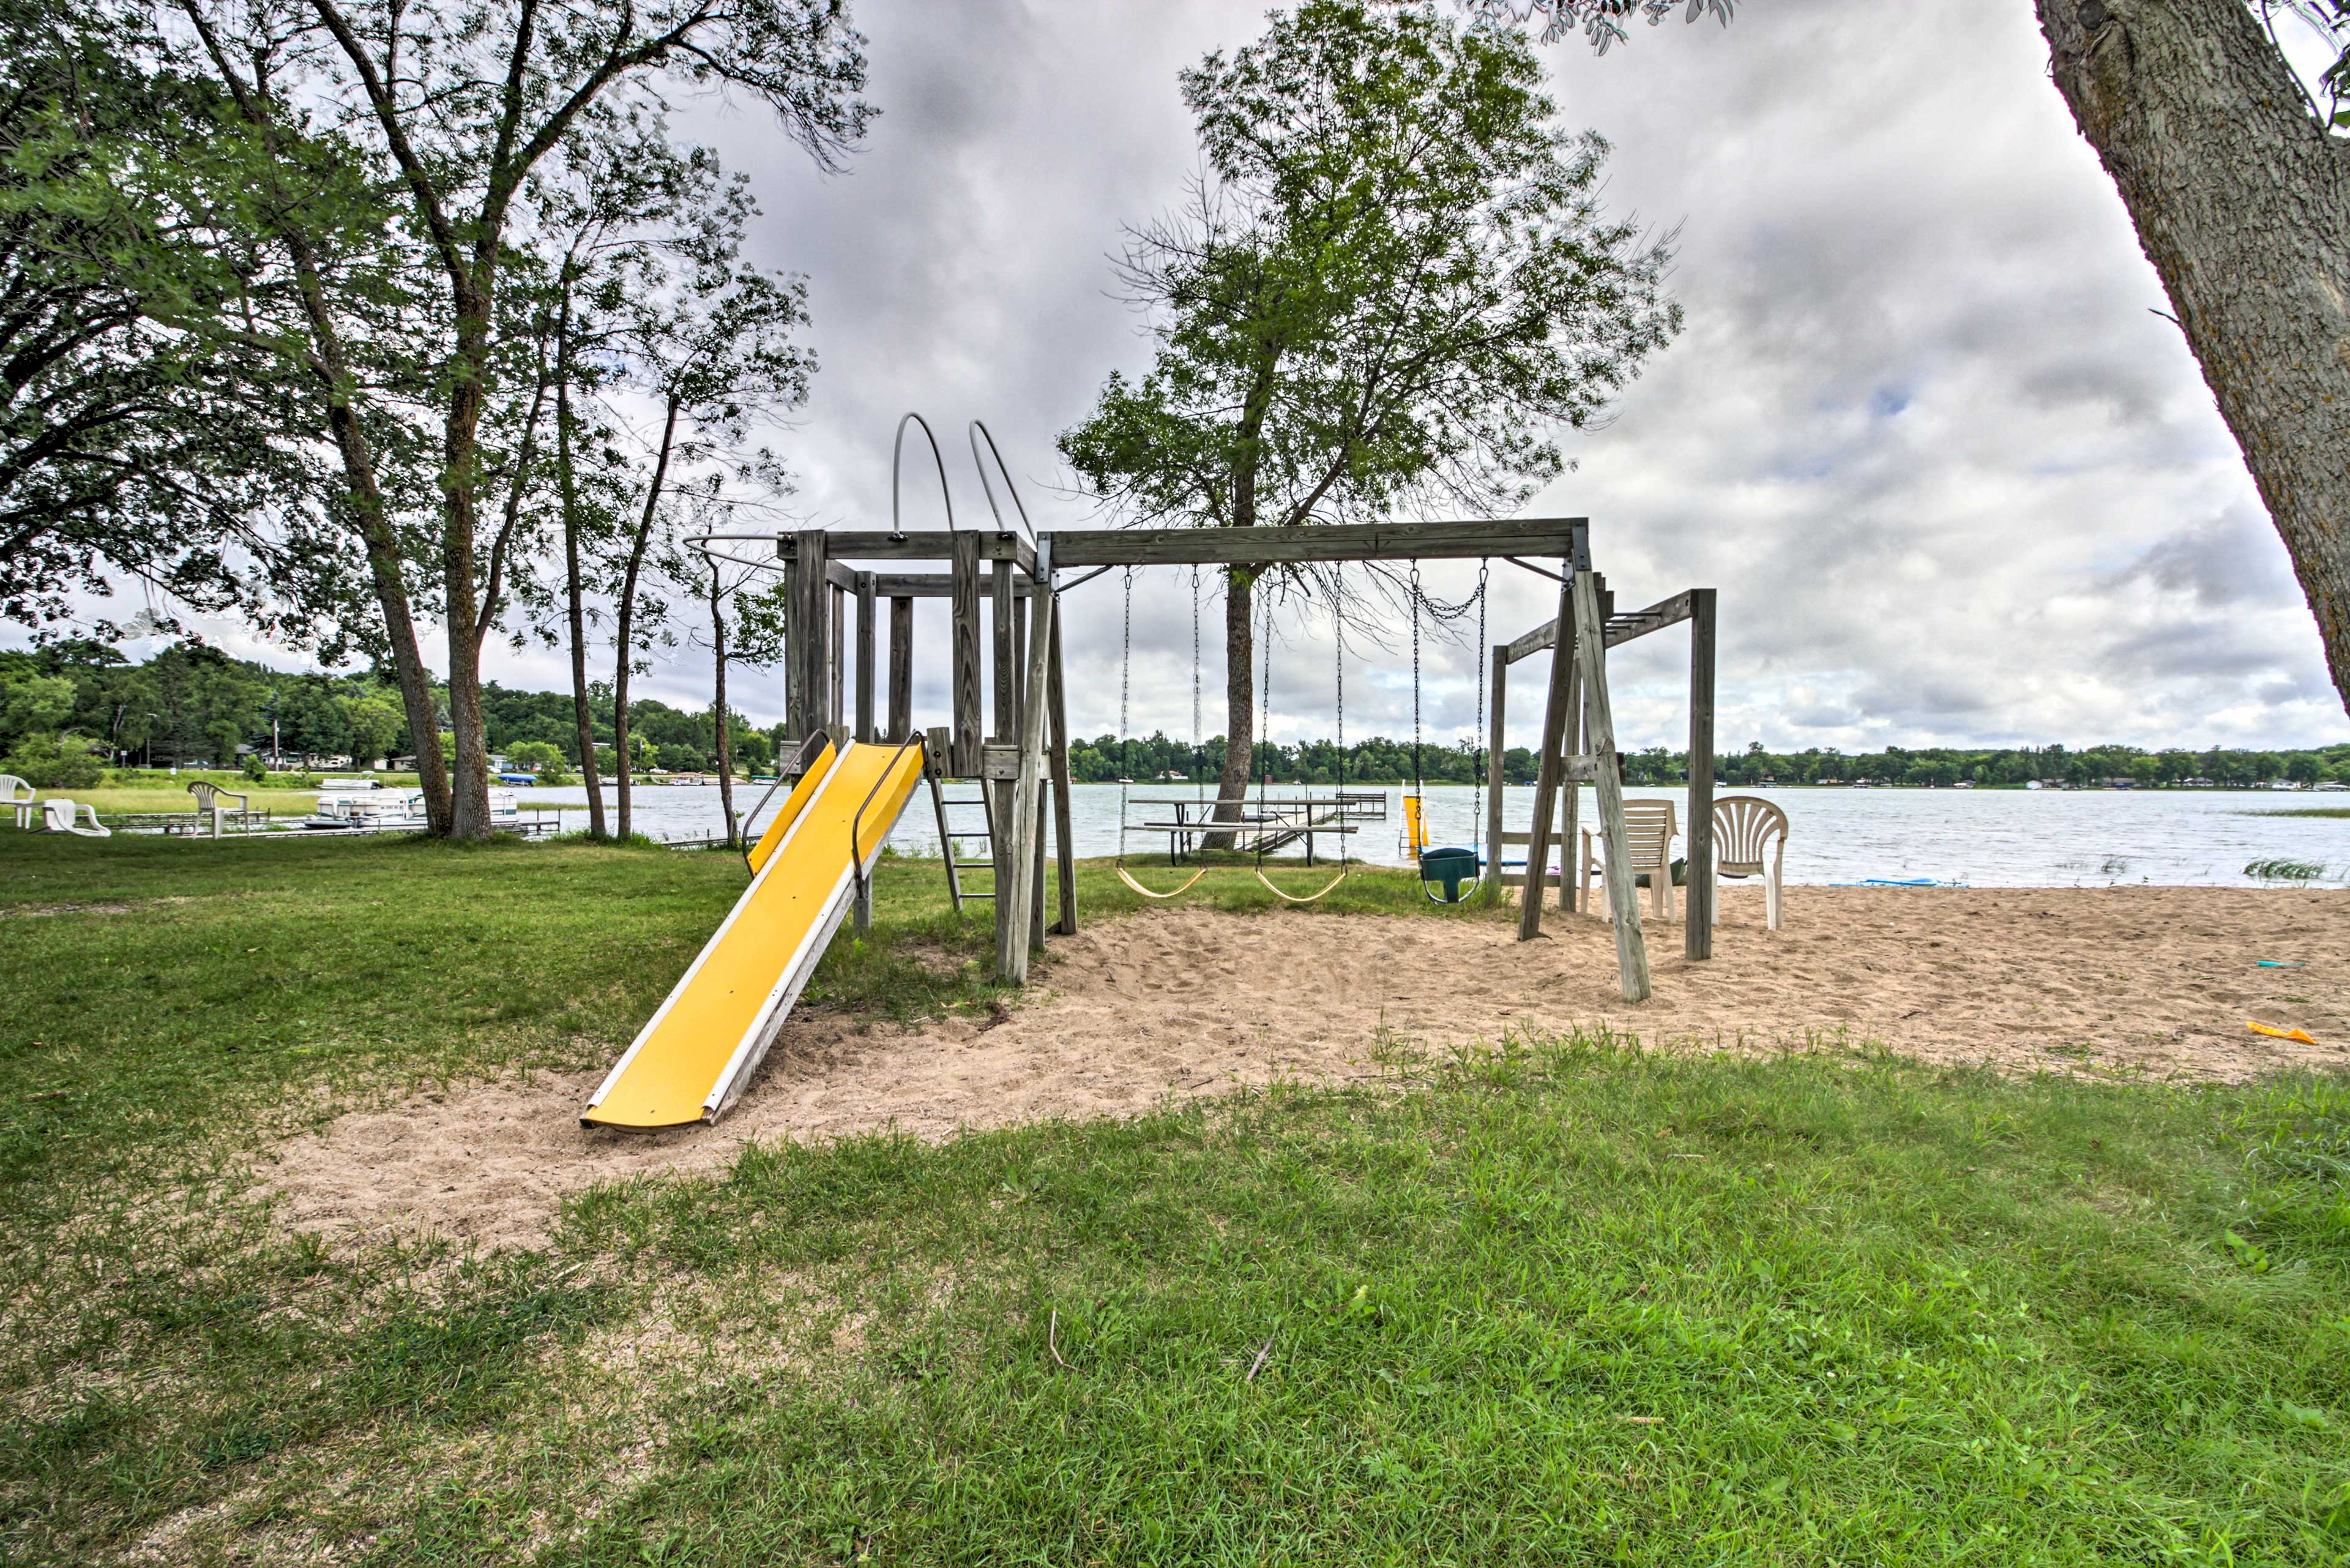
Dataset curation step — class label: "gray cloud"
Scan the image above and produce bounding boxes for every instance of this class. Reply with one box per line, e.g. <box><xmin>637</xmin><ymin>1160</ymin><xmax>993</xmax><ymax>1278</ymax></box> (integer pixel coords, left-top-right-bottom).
<box><xmin>42</xmin><ymin>0</ymin><xmax>2344</xmax><ymax>758</ymax></box>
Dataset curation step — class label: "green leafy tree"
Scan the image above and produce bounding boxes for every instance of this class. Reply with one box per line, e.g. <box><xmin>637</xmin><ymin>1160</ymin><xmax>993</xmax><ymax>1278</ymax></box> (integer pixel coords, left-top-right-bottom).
<box><xmin>0</xmin><ymin>0</ymin><xmax>340</xmax><ymax>640</ymax></box>
<box><xmin>0</xmin><ymin>671</ymin><xmax>76</xmax><ymax>745</ymax></box>
<box><xmin>174</xmin><ymin>0</ymin><xmax>870</xmax><ymax>839</ymax></box>
<box><xmin>343</xmin><ymin>695</ymin><xmax>401</xmax><ymax>767</ymax></box>
<box><xmin>2</xmin><ymin>730</ymin><xmax>103</xmax><ymax>788</ymax></box>
<box><xmin>1061</xmin><ymin>1</ymin><xmax>1678</xmax><ymax>833</ymax></box>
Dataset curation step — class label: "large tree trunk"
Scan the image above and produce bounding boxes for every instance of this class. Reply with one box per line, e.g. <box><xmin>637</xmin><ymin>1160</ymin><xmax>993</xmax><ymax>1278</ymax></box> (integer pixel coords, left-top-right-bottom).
<box><xmin>553</xmin><ymin>303</ymin><xmax>608</xmax><ymax>838</ymax></box>
<box><xmin>276</xmin><ymin>210</ymin><xmax>455</xmax><ymax>834</ymax></box>
<box><xmin>1209</xmin><ymin>567</ymin><xmax>1256</xmax><ymax>849</ymax></box>
<box><xmin>439</xmin><ymin>294</ymin><xmax>496</xmax><ymax>840</ymax></box>
<box><xmin>2038</xmin><ymin>0</ymin><xmax>2350</xmax><ymax>712</ymax></box>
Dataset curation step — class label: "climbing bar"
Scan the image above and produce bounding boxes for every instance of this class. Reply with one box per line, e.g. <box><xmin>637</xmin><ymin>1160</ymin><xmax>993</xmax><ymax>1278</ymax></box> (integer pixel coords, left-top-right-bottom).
<box><xmin>1045</xmin><ymin>517</ymin><xmax>1587</xmax><ymax>569</ymax></box>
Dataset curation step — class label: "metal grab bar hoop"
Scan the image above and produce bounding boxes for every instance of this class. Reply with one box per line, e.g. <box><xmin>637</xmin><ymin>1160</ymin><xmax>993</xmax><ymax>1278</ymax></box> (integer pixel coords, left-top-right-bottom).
<box><xmin>967</xmin><ymin>419</ymin><xmax>1036</xmax><ymax>548</ymax></box>
<box><xmin>891</xmin><ymin>413</ymin><xmax>956</xmax><ymax>540</ymax></box>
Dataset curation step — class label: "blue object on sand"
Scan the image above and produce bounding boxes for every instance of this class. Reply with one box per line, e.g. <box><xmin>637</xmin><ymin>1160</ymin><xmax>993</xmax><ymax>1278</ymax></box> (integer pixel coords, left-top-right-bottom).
<box><xmin>2256</xmin><ymin>960</ymin><xmax>2304</xmax><ymax>968</ymax></box>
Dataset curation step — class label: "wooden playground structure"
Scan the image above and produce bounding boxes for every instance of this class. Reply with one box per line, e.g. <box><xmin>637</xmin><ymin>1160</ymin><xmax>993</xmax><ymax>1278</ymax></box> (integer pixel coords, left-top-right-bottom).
<box><xmin>703</xmin><ymin>500</ymin><xmax>1723</xmax><ymax>1006</ymax></box>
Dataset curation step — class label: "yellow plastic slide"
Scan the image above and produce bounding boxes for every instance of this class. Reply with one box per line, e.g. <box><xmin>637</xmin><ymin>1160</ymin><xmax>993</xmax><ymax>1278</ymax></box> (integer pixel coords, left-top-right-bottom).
<box><xmin>583</xmin><ymin>739</ymin><xmax>928</xmax><ymax>1129</ymax></box>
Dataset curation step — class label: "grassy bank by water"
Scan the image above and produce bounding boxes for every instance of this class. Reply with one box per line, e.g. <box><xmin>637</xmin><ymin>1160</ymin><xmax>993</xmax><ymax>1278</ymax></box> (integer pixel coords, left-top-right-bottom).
<box><xmin>0</xmin><ymin>832</ymin><xmax>2344</xmax><ymax>1563</ymax></box>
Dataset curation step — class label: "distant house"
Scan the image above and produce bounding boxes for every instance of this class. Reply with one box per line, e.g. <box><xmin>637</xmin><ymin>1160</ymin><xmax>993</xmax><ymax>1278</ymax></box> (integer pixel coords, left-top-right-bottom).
<box><xmin>2181</xmin><ymin>776</ymin><xmax>2217</xmax><ymax>788</ymax></box>
<box><xmin>1952</xmin><ymin>780</ymin><xmax>1974</xmax><ymax>789</ymax></box>
<box><xmin>2102</xmin><ymin>777</ymin><xmax>2138</xmax><ymax>790</ymax></box>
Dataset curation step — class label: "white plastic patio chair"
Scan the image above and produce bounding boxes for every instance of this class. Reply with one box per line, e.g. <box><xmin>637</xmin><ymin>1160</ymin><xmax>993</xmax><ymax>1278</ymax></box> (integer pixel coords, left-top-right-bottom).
<box><xmin>187</xmin><ymin>780</ymin><xmax>251</xmax><ymax>838</ymax></box>
<box><xmin>1710</xmin><ymin>794</ymin><xmax>1789</xmax><ymax>930</ymax></box>
<box><xmin>1</xmin><ymin>774</ymin><xmax>32</xmax><ymax>829</ymax></box>
<box><xmin>1581</xmin><ymin>798</ymin><xmax>1679</xmax><ymax>922</ymax></box>
<box><xmin>40</xmin><ymin>799</ymin><xmax>110</xmax><ymax>837</ymax></box>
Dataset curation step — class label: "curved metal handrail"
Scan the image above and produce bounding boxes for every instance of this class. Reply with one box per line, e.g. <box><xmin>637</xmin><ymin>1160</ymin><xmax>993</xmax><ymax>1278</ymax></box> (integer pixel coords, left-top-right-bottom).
<box><xmin>738</xmin><ymin>733</ymin><xmax>835</xmax><ymax>873</ymax></box>
<box><xmin>849</xmin><ymin>735</ymin><xmax>928</xmax><ymax>909</ymax></box>
<box><xmin>966</xmin><ymin>419</ymin><xmax>1035</xmax><ymax>546</ymax></box>
<box><xmin>892</xmin><ymin>413</ymin><xmax>955</xmax><ymax>540</ymax></box>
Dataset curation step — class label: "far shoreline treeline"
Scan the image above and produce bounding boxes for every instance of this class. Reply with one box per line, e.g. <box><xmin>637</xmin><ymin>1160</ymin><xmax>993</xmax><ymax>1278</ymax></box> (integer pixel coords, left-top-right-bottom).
<box><xmin>2</xmin><ymin>643</ymin><xmax>2343</xmax><ymax>792</ymax></box>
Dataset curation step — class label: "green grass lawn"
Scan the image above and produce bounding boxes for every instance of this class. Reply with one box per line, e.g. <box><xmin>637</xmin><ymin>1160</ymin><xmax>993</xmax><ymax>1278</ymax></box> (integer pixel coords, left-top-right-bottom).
<box><xmin>0</xmin><ymin>832</ymin><xmax>2344</xmax><ymax>1564</ymax></box>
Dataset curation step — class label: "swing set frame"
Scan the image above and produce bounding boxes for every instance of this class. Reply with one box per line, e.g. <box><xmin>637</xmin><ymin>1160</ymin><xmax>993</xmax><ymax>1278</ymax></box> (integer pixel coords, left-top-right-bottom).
<box><xmin>725</xmin><ymin>512</ymin><xmax>1690</xmax><ymax>1002</ymax></box>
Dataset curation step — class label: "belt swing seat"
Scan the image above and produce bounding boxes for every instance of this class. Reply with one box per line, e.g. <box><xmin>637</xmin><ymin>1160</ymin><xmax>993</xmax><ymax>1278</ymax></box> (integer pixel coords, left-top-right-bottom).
<box><xmin>1111</xmin><ymin>563</ymin><xmax>1354</xmax><ymax>905</ymax></box>
<box><xmin>1113</xmin><ymin>564</ymin><xmax>1211</xmax><ymax>899</ymax></box>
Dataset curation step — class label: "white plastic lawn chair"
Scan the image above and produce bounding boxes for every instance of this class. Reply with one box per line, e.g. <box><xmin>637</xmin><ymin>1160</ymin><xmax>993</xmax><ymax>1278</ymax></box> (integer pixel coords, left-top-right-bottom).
<box><xmin>40</xmin><ymin>799</ymin><xmax>110</xmax><ymax>837</ymax></box>
<box><xmin>187</xmin><ymin>779</ymin><xmax>250</xmax><ymax>838</ymax></box>
<box><xmin>1710</xmin><ymin>794</ymin><xmax>1789</xmax><ymax>930</ymax></box>
<box><xmin>1</xmin><ymin>774</ymin><xmax>32</xmax><ymax>829</ymax></box>
<box><xmin>1581</xmin><ymin>798</ymin><xmax>1679</xmax><ymax>922</ymax></box>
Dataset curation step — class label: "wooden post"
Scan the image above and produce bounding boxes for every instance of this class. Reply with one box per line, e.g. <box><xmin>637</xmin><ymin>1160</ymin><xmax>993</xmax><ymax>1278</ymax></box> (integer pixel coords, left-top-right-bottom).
<box><xmin>951</xmin><ymin>533</ymin><xmax>982</xmax><ymax>776</ymax></box>
<box><xmin>1573</xmin><ymin>567</ymin><xmax>1652</xmax><ymax>1002</ymax></box>
<box><xmin>887</xmin><ymin>597</ymin><xmax>914</xmax><ymax>742</ymax></box>
<box><xmin>1516</xmin><ymin>574</ymin><xmax>1576</xmax><ymax>943</ymax></box>
<box><xmin>786</xmin><ymin>530</ymin><xmax>828</xmax><ymax>758</ymax></box>
<box><xmin>1559</xmin><ymin>624</ymin><xmax>1583</xmax><ymax>913</ymax></box>
<box><xmin>854</xmin><ymin>573</ymin><xmax>876</xmax><ymax>744</ymax></box>
<box><xmin>1685</xmin><ymin>587</ymin><xmax>1718</xmax><ymax>960</ymax></box>
<box><xmin>990</xmin><ymin>556</ymin><xmax>1018</xmax><ymax>905</ymax></box>
<box><xmin>991</xmin><ymin>558</ymin><xmax>1016</xmax><ymax>741</ymax></box>
<box><xmin>999</xmin><ymin>551</ymin><xmax>1054</xmax><ymax>982</ymax></box>
<box><xmin>1047</xmin><ymin>600</ymin><xmax>1078</xmax><ymax>935</ymax></box>
<box><xmin>829</xmin><ymin>583</ymin><xmax>846</xmax><ymax>730</ymax></box>
<box><xmin>1485</xmin><ymin>644</ymin><xmax>1507</xmax><ymax>884</ymax></box>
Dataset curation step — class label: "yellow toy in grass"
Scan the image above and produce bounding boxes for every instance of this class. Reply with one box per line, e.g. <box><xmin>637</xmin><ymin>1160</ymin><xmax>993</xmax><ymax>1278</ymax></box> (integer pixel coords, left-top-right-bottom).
<box><xmin>2248</xmin><ymin>1020</ymin><xmax>2319</xmax><ymax>1046</ymax></box>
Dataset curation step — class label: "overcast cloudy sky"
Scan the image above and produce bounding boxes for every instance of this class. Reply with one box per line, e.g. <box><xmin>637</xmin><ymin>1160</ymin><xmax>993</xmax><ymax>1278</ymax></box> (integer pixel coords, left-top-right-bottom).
<box><xmin>98</xmin><ymin>0</ymin><xmax>2350</xmax><ymax>755</ymax></box>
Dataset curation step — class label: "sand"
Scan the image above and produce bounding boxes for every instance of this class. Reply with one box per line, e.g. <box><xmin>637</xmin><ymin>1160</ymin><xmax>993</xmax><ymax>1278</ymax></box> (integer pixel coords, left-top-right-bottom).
<box><xmin>263</xmin><ymin>886</ymin><xmax>2349</xmax><ymax>1250</ymax></box>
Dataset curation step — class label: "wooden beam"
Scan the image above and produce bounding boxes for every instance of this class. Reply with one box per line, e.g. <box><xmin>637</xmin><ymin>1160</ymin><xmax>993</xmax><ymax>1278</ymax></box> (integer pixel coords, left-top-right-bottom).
<box><xmin>887</xmin><ymin>597</ymin><xmax>913</xmax><ymax>742</ymax></box>
<box><xmin>854</xmin><ymin>573</ymin><xmax>876</xmax><ymax>744</ymax></box>
<box><xmin>951</xmin><ymin>533</ymin><xmax>983</xmax><ymax>775</ymax></box>
<box><xmin>1044</xmin><ymin>517</ymin><xmax>1586</xmax><ymax>568</ymax></box>
<box><xmin>872</xmin><ymin>572</ymin><xmax>991</xmax><ymax>598</ymax></box>
<box><xmin>988</xmin><ymin>554</ymin><xmax>1018</xmax><ymax>908</ymax></box>
<box><xmin>785</xmin><ymin>529</ymin><xmax>828</xmax><ymax>753</ymax></box>
<box><xmin>999</xmin><ymin>551</ymin><xmax>1055</xmax><ymax>982</ymax></box>
<box><xmin>991</xmin><ymin>559</ymin><xmax>1016</xmax><ymax>743</ymax></box>
<box><xmin>1685</xmin><ymin>587</ymin><xmax>1718</xmax><ymax>961</ymax></box>
<box><xmin>1561</xmin><ymin>592</ymin><xmax>1584</xmax><ymax>911</ymax></box>
<box><xmin>828</xmin><ymin>583</ymin><xmax>845</xmax><ymax>728</ymax></box>
<box><xmin>1047</xmin><ymin>601</ymin><xmax>1077</xmax><ymax>935</ymax></box>
<box><xmin>1517</xmin><ymin>572</ymin><xmax>1576</xmax><ymax>943</ymax></box>
<box><xmin>1484</xmin><ymin>644</ymin><xmax>1507</xmax><ymax>883</ymax></box>
<box><xmin>1502</xmin><ymin>588</ymin><xmax>1699</xmax><ymax>666</ymax></box>
<box><xmin>1574</xmin><ymin>568</ymin><xmax>1652</xmax><ymax>1002</ymax></box>
<box><xmin>780</xmin><ymin>531</ymin><xmax>1035</xmax><ymax>573</ymax></box>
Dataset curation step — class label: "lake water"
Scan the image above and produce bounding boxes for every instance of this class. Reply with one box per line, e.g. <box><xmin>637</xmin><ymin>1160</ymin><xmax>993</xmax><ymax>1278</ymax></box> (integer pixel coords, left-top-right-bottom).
<box><xmin>526</xmin><ymin>781</ymin><xmax>2350</xmax><ymax>888</ymax></box>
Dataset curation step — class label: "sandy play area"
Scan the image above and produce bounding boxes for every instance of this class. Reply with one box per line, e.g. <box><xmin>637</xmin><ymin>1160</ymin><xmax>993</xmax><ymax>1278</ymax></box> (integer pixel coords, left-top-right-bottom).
<box><xmin>265</xmin><ymin>885</ymin><xmax>2348</xmax><ymax>1249</ymax></box>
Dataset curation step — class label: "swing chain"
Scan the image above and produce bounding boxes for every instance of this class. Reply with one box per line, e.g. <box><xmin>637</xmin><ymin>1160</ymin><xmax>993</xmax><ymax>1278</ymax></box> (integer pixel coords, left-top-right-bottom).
<box><xmin>1474</xmin><ymin>560</ymin><xmax>1488</xmax><ymax>863</ymax></box>
<box><xmin>1118</xmin><ymin>567</ymin><xmax>1133</xmax><ymax>838</ymax></box>
<box><xmin>1409</xmin><ymin>562</ymin><xmax>1422</xmax><ymax>792</ymax></box>
<box><xmin>1190</xmin><ymin>565</ymin><xmax>1202</xmax><ymax>796</ymax></box>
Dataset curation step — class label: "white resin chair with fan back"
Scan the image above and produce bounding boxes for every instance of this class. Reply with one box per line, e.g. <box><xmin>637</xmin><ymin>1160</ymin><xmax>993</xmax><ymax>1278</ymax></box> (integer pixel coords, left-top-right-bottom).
<box><xmin>1710</xmin><ymin>794</ymin><xmax>1789</xmax><ymax>930</ymax></box>
<box><xmin>1580</xmin><ymin>798</ymin><xmax>1679</xmax><ymax>922</ymax></box>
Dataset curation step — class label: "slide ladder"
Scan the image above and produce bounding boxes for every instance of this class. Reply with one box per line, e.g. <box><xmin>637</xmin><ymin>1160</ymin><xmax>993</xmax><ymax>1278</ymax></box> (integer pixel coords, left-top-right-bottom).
<box><xmin>583</xmin><ymin>739</ymin><xmax>928</xmax><ymax>1128</ymax></box>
